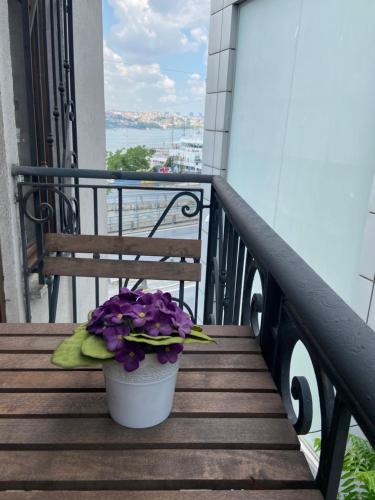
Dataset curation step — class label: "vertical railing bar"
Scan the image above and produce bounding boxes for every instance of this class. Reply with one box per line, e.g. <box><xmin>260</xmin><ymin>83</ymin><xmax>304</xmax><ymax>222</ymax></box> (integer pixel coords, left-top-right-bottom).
<box><xmin>18</xmin><ymin>184</ymin><xmax>32</xmax><ymax>322</ymax></box>
<box><xmin>56</xmin><ymin>0</ymin><xmax>66</xmax><ymax>155</ymax></box>
<box><xmin>93</xmin><ymin>187</ymin><xmax>99</xmax><ymax>307</ymax></box>
<box><xmin>223</xmin><ymin>227</ymin><xmax>238</xmax><ymax>325</ymax></box>
<box><xmin>118</xmin><ymin>188</ymin><xmax>123</xmax><ymax>292</ymax></box>
<box><xmin>194</xmin><ymin>189</ymin><xmax>204</xmax><ymax>321</ymax></box>
<box><xmin>41</xmin><ymin>1</ymin><xmax>58</xmax><ymax>235</ymax></box>
<box><xmin>33</xmin><ymin>8</ymin><xmax>47</xmax><ymax>165</ymax></box>
<box><xmin>48</xmin><ymin>275</ymin><xmax>60</xmax><ymax>323</ymax></box>
<box><xmin>50</xmin><ymin>0</ymin><xmax>61</xmax><ymax>168</ymax></box>
<box><xmin>71</xmin><ymin>274</ymin><xmax>77</xmax><ymax>322</ymax></box>
<box><xmin>318</xmin><ymin>396</ymin><xmax>351</xmax><ymax>499</ymax></box>
<box><xmin>179</xmin><ymin>257</ymin><xmax>185</xmax><ymax>311</ymax></box>
<box><xmin>66</xmin><ymin>0</ymin><xmax>80</xmax><ymax>233</ymax></box>
<box><xmin>203</xmin><ymin>187</ymin><xmax>218</xmax><ymax>324</ymax></box>
<box><xmin>233</xmin><ymin>239</ymin><xmax>245</xmax><ymax>325</ymax></box>
<box><xmin>240</xmin><ymin>250</ymin><xmax>253</xmax><ymax>324</ymax></box>
<box><xmin>213</xmin><ymin>206</ymin><xmax>223</xmax><ymax>325</ymax></box>
<box><xmin>217</xmin><ymin>215</ymin><xmax>229</xmax><ymax>325</ymax></box>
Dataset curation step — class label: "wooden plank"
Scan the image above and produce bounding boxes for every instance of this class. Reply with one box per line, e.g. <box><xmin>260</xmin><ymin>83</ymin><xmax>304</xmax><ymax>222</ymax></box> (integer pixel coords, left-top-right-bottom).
<box><xmin>0</xmin><ymin>492</ymin><xmax>323</xmax><ymax>499</ymax></box>
<box><xmin>0</xmin><ymin>324</ymin><xmax>76</xmax><ymax>336</ymax></box>
<box><xmin>0</xmin><ymin>449</ymin><xmax>314</xmax><ymax>490</ymax></box>
<box><xmin>0</xmin><ymin>371</ymin><xmax>277</xmax><ymax>392</ymax></box>
<box><xmin>202</xmin><ymin>325</ymin><xmax>253</xmax><ymax>337</ymax></box>
<box><xmin>0</xmin><ymin>324</ymin><xmax>253</xmax><ymax>338</ymax></box>
<box><xmin>0</xmin><ymin>392</ymin><xmax>286</xmax><ymax>417</ymax></box>
<box><xmin>0</xmin><ymin>491</ymin><xmax>323</xmax><ymax>500</ymax></box>
<box><xmin>0</xmin><ymin>336</ymin><xmax>260</xmax><ymax>354</ymax></box>
<box><xmin>44</xmin><ymin>233</ymin><xmax>201</xmax><ymax>259</ymax></box>
<box><xmin>0</xmin><ymin>353</ymin><xmax>267</xmax><ymax>371</ymax></box>
<box><xmin>44</xmin><ymin>257</ymin><xmax>201</xmax><ymax>282</ymax></box>
<box><xmin>0</xmin><ymin>417</ymin><xmax>298</xmax><ymax>450</ymax></box>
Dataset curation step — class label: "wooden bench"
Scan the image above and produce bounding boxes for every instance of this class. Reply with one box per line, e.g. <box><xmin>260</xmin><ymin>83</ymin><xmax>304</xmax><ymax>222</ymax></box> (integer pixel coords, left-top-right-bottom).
<box><xmin>0</xmin><ymin>323</ymin><xmax>322</xmax><ymax>498</ymax></box>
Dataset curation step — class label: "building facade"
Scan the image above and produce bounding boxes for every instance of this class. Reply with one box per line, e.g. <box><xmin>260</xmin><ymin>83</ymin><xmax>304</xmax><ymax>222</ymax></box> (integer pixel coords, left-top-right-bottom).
<box><xmin>0</xmin><ymin>0</ymin><xmax>106</xmax><ymax>323</ymax></box>
<box><xmin>202</xmin><ymin>0</ymin><xmax>375</xmax><ymax>462</ymax></box>
<box><xmin>203</xmin><ymin>0</ymin><xmax>375</xmax><ymax>328</ymax></box>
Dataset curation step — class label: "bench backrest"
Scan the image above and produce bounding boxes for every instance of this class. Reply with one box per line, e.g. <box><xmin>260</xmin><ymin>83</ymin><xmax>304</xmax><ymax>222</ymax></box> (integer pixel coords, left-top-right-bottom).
<box><xmin>43</xmin><ymin>233</ymin><xmax>201</xmax><ymax>282</ymax></box>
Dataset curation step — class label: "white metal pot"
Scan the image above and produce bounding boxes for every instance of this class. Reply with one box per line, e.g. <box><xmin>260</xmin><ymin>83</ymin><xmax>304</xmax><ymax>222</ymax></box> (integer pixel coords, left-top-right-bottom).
<box><xmin>102</xmin><ymin>353</ymin><xmax>180</xmax><ymax>428</ymax></box>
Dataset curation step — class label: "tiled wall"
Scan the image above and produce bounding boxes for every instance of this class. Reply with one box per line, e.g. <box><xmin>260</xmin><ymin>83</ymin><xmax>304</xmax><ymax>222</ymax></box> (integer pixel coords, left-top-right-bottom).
<box><xmin>202</xmin><ymin>1</ymin><xmax>239</xmax><ymax>177</ymax></box>
<box><xmin>199</xmin><ymin>2</ymin><xmax>240</xmax><ymax>322</ymax></box>
<box><xmin>357</xmin><ymin>181</ymin><xmax>375</xmax><ymax>326</ymax></box>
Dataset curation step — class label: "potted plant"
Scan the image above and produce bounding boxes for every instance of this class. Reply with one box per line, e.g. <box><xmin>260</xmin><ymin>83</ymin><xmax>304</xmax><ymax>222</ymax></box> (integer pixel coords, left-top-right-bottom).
<box><xmin>52</xmin><ymin>288</ymin><xmax>214</xmax><ymax>428</ymax></box>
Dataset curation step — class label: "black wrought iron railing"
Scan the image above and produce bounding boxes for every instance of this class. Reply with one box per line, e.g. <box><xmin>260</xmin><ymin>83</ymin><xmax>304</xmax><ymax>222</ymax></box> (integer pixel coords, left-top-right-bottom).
<box><xmin>12</xmin><ymin>165</ymin><xmax>375</xmax><ymax>499</ymax></box>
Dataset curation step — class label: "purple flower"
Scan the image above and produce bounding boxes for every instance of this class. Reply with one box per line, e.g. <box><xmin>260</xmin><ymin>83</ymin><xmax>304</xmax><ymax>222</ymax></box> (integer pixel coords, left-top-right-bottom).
<box><xmin>145</xmin><ymin>312</ymin><xmax>173</xmax><ymax>336</ymax></box>
<box><xmin>127</xmin><ymin>304</ymin><xmax>154</xmax><ymax>327</ymax></box>
<box><xmin>118</xmin><ymin>287</ymin><xmax>141</xmax><ymax>304</ymax></box>
<box><xmin>156</xmin><ymin>343</ymin><xmax>183</xmax><ymax>364</ymax></box>
<box><xmin>103</xmin><ymin>325</ymin><xmax>130</xmax><ymax>352</ymax></box>
<box><xmin>172</xmin><ymin>310</ymin><xmax>193</xmax><ymax>338</ymax></box>
<box><xmin>158</xmin><ymin>296</ymin><xmax>179</xmax><ymax>316</ymax></box>
<box><xmin>85</xmin><ymin>289</ymin><xmax>196</xmax><ymax>371</ymax></box>
<box><xmin>138</xmin><ymin>292</ymin><xmax>156</xmax><ymax>305</ymax></box>
<box><xmin>115</xmin><ymin>343</ymin><xmax>146</xmax><ymax>372</ymax></box>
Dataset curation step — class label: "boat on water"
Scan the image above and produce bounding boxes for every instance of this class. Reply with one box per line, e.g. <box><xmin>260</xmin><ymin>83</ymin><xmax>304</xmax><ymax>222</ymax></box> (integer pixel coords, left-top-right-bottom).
<box><xmin>150</xmin><ymin>135</ymin><xmax>203</xmax><ymax>174</ymax></box>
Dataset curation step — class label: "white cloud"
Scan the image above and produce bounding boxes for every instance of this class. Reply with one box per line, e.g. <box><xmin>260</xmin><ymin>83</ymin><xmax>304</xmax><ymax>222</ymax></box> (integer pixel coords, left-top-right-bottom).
<box><xmin>104</xmin><ymin>41</ymin><xmax>176</xmax><ymax>108</ymax></box>
<box><xmin>103</xmin><ymin>0</ymin><xmax>209</xmax><ymax>112</ymax></box>
<box><xmin>159</xmin><ymin>94</ymin><xmax>177</xmax><ymax>103</ymax></box>
<box><xmin>187</xmin><ymin>73</ymin><xmax>206</xmax><ymax>99</ymax></box>
<box><xmin>107</xmin><ymin>0</ymin><xmax>209</xmax><ymax>62</ymax></box>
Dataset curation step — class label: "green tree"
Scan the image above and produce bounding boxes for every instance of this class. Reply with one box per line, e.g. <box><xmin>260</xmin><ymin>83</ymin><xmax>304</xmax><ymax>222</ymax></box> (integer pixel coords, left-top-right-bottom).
<box><xmin>106</xmin><ymin>146</ymin><xmax>155</xmax><ymax>172</ymax></box>
<box><xmin>314</xmin><ymin>434</ymin><xmax>375</xmax><ymax>499</ymax></box>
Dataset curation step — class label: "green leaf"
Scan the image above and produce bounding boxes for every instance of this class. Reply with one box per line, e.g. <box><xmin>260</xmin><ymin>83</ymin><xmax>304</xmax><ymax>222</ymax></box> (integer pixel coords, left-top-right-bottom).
<box><xmin>128</xmin><ymin>332</ymin><xmax>178</xmax><ymax>340</ymax></box>
<box><xmin>81</xmin><ymin>334</ymin><xmax>115</xmax><ymax>360</ymax></box>
<box><xmin>51</xmin><ymin>323</ymin><xmax>100</xmax><ymax>368</ymax></box>
<box><xmin>188</xmin><ymin>328</ymin><xmax>215</xmax><ymax>343</ymax></box>
<box><xmin>182</xmin><ymin>336</ymin><xmax>214</xmax><ymax>344</ymax></box>
<box><xmin>125</xmin><ymin>326</ymin><xmax>215</xmax><ymax>346</ymax></box>
<box><xmin>126</xmin><ymin>335</ymin><xmax>184</xmax><ymax>346</ymax></box>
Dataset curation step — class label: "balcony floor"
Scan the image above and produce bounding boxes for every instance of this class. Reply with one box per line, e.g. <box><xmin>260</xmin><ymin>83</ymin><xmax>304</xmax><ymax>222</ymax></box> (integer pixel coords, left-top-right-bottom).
<box><xmin>0</xmin><ymin>324</ymin><xmax>321</xmax><ymax>498</ymax></box>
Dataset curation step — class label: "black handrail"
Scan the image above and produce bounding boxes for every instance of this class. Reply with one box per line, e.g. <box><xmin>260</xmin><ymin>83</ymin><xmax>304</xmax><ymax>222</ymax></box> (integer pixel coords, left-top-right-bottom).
<box><xmin>12</xmin><ymin>165</ymin><xmax>213</xmax><ymax>184</ymax></box>
<box><xmin>212</xmin><ymin>175</ymin><xmax>375</xmax><ymax>448</ymax></box>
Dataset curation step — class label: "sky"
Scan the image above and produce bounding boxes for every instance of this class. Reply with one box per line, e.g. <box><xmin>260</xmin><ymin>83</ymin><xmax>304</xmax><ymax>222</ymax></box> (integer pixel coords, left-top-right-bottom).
<box><xmin>102</xmin><ymin>0</ymin><xmax>210</xmax><ymax>114</ymax></box>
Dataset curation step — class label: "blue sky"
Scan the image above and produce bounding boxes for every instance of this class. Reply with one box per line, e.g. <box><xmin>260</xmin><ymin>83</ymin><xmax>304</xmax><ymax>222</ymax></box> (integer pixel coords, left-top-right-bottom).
<box><xmin>102</xmin><ymin>0</ymin><xmax>210</xmax><ymax>114</ymax></box>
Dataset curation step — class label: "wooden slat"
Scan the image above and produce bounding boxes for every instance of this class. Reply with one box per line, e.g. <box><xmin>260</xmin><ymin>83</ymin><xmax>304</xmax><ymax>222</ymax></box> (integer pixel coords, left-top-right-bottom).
<box><xmin>0</xmin><ymin>392</ymin><xmax>286</xmax><ymax>417</ymax></box>
<box><xmin>0</xmin><ymin>491</ymin><xmax>323</xmax><ymax>499</ymax></box>
<box><xmin>0</xmin><ymin>449</ymin><xmax>314</xmax><ymax>490</ymax></box>
<box><xmin>0</xmin><ymin>324</ymin><xmax>76</xmax><ymax>336</ymax></box>
<box><xmin>44</xmin><ymin>233</ymin><xmax>201</xmax><ymax>259</ymax></box>
<box><xmin>44</xmin><ymin>256</ymin><xmax>201</xmax><ymax>281</ymax></box>
<box><xmin>0</xmin><ymin>324</ymin><xmax>253</xmax><ymax>338</ymax></box>
<box><xmin>0</xmin><ymin>353</ymin><xmax>267</xmax><ymax>371</ymax></box>
<box><xmin>0</xmin><ymin>417</ymin><xmax>298</xmax><ymax>450</ymax></box>
<box><xmin>0</xmin><ymin>371</ymin><xmax>277</xmax><ymax>392</ymax></box>
<box><xmin>201</xmin><ymin>325</ymin><xmax>253</xmax><ymax>337</ymax></box>
<box><xmin>0</xmin><ymin>336</ymin><xmax>260</xmax><ymax>354</ymax></box>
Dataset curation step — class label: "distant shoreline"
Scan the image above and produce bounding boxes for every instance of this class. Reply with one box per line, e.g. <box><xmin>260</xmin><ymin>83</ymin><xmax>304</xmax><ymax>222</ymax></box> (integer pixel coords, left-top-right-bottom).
<box><xmin>106</xmin><ymin>123</ymin><xmax>202</xmax><ymax>131</ymax></box>
<box><xmin>105</xmin><ymin>126</ymin><xmax>203</xmax><ymax>153</ymax></box>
